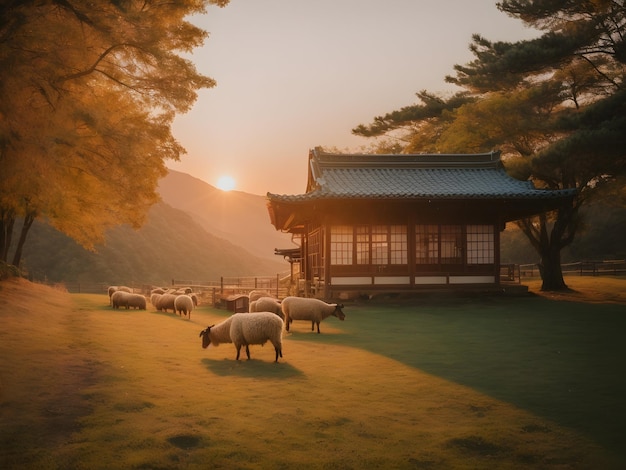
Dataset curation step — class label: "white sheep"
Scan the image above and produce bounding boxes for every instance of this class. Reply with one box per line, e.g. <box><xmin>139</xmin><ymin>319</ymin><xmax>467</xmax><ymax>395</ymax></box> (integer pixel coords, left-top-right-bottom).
<box><xmin>199</xmin><ymin>312</ymin><xmax>284</xmax><ymax>362</ymax></box>
<box><xmin>111</xmin><ymin>291</ymin><xmax>146</xmax><ymax>310</ymax></box>
<box><xmin>126</xmin><ymin>293</ymin><xmax>147</xmax><ymax>310</ymax></box>
<box><xmin>155</xmin><ymin>293</ymin><xmax>177</xmax><ymax>313</ymax></box>
<box><xmin>150</xmin><ymin>293</ymin><xmax>162</xmax><ymax>307</ymax></box>
<box><xmin>107</xmin><ymin>285</ymin><xmax>131</xmax><ymax>305</ymax></box>
<box><xmin>281</xmin><ymin>297</ymin><xmax>345</xmax><ymax>334</ymax></box>
<box><xmin>175</xmin><ymin>294</ymin><xmax>194</xmax><ymax>319</ymax></box>
<box><xmin>107</xmin><ymin>286</ymin><xmax>118</xmax><ymax>305</ymax></box>
<box><xmin>249</xmin><ymin>296</ymin><xmax>283</xmax><ymax>319</ymax></box>
<box><xmin>248</xmin><ymin>289</ymin><xmax>271</xmax><ymax>302</ymax></box>
<box><xmin>111</xmin><ymin>290</ymin><xmax>125</xmax><ymax>309</ymax></box>
<box><xmin>151</xmin><ymin>287</ymin><xmax>166</xmax><ymax>295</ymax></box>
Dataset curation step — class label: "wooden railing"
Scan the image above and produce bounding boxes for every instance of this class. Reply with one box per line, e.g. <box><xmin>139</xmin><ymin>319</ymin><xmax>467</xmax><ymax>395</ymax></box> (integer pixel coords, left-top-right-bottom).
<box><xmin>43</xmin><ymin>261</ymin><xmax>625</xmax><ymax>296</ymax></box>
<box><xmin>519</xmin><ymin>260</ymin><xmax>626</xmax><ymax>277</ymax></box>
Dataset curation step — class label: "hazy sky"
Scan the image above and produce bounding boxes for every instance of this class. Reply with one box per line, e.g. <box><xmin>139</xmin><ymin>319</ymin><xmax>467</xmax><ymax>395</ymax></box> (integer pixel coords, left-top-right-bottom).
<box><xmin>169</xmin><ymin>0</ymin><xmax>539</xmax><ymax>196</ymax></box>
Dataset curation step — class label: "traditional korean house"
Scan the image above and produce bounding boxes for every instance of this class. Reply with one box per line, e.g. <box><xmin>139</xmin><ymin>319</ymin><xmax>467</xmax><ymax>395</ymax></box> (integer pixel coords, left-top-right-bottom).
<box><xmin>266</xmin><ymin>149</ymin><xmax>576</xmax><ymax>299</ymax></box>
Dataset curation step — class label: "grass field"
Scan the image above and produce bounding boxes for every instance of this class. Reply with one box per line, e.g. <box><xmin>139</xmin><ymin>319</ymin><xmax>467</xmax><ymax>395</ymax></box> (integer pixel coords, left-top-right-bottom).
<box><xmin>1</xmin><ymin>276</ymin><xmax>625</xmax><ymax>469</ymax></box>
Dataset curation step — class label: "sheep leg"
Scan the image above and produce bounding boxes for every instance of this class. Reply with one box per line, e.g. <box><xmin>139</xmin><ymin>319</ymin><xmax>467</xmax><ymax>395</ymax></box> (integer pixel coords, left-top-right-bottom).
<box><xmin>235</xmin><ymin>344</ymin><xmax>242</xmax><ymax>361</ymax></box>
<box><xmin>316</xmin><ymin>322</ymin><xmax>321</xmax><ymax>334</ymax></box>
<box><xmin>274</xmin><ymin>346</ymin><xmax>282</xmax><ymax>362</ymax></box>
<box><xmin>245</xmin><ymin>345</ymin><xmax>251</xmax><ymax>360</ymax></box>
<box><xmin>311</xmin><ymin>321</ymin><xmax>315</xmax><ymax>331</ymax></box>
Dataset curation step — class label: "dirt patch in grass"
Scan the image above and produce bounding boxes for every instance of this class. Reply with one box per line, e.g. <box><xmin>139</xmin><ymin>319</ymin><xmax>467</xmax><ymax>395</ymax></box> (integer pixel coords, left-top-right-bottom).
<box><xmin>1</xmin><ymin>276</ymin><xmax>625</xmax><ymax>469</ymax></box>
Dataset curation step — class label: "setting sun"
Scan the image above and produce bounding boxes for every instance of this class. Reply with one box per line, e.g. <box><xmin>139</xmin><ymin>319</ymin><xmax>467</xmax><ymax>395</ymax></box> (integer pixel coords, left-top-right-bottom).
<box><xmin>216</xmin><ymin>175</ymin><xmax>236</xmax><ymax>191</ymax></box>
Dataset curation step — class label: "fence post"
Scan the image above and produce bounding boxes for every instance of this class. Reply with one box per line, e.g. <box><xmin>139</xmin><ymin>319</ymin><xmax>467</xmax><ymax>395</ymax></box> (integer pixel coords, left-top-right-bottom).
<box><xmin>276</xmin><ymin>273</ymin><xmax>279</xmax><ymax>298</ymax></box>
<box><xmin>220</xmin><ymin>277</ymin><xmax>224</xmax><ymax>295</ymax></box>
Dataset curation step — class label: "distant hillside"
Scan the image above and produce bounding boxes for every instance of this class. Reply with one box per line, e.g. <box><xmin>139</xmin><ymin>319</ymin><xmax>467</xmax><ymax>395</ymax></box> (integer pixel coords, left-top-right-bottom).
<box><xmin>158</xmin><ymin>170</ymin><xmax>297</xmax><ymax>261</ymax></box>
<box><xmin>19</xmin><ymin>201</ymin><xmax>287</xmax><ymax>285</ymax></box>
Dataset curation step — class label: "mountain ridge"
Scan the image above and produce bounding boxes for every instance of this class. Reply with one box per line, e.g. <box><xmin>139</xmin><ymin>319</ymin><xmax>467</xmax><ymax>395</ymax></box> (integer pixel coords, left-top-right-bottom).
<box><xmin>16</xmin><ymin>170</ymin><xmax>295</xmax><ymax>284</ymax></box>
<box><xmin>158</xmin><ymin>169</ymin><xmax>297</xmax><ymax>261</ymax></box>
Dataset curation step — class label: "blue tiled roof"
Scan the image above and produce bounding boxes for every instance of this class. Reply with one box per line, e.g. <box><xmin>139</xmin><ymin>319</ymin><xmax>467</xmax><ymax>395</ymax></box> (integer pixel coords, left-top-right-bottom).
<box><xmin>268</xmin><ymin>151</ymin><xmax>577</xmax><ymax>202</ymax></box>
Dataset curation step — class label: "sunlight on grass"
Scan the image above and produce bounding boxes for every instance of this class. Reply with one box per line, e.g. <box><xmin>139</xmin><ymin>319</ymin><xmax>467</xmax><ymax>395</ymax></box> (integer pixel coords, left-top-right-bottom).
<box><xmin>1</xmin><ymin>277</ymin><xmax>625</xmax><ymax>469</ymax></box>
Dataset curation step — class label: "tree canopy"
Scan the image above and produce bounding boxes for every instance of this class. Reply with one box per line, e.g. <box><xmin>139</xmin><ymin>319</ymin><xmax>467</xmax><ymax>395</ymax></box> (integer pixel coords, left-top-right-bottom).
<box><xmin>353</xmin><ymin>0</ymin><xmax>626</xmax><ymax>290</ymax></box>
<box><xmin>0</xmin><ymin>0</ymin><xmax>229</xmax><ymax>266</ymax></box>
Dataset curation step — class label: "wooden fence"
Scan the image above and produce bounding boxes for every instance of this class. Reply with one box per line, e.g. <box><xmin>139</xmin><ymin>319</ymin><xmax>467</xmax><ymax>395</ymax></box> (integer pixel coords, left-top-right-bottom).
<box><xmin>46</xmin><ymin>261</ymin><xmax>625</xmax><ymax>296</ymax></box>
<box><xmin>170</xmin><ymin>274</ymin><xmax>290</xmax><ymax>307</ymax></box>
<box><xmin>519</xmin><ymin>260</ymin><xmax>626</xmax><ymax>277</ymax></box>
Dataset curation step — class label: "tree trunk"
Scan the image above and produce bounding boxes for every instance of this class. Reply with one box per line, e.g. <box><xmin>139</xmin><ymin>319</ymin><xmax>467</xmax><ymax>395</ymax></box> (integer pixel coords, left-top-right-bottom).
<box><xmin>538</xmin><ymin>241</ymin><xmax>568</xmax><ymax>291</ymax></box>
<box><xmin>11</xmin><ymin>212</ymin><xmax>35</xmax><ymax>268</ymax></box>
<box><xmin>0</xmin><ymin>209</ymin><xmax>16</xmax><ymax>262</ymax></box>
<box><xmin>517</xmin><ymin>199</ymin><xmax>578</xmax><ymax>292</ymax></box>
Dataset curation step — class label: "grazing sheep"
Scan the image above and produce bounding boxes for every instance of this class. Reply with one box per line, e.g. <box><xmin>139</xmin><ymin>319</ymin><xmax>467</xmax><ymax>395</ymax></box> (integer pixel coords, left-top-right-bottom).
<box><xmin>111</xmin><ymin>290</ymin><xmax>126</xmax><ymax>309</ymax></box>
<box><xmin>175</xmin><ymin>294</ymin><xmax>194</xmax><ymax>319</ymax></box>
<box><xmin>199</xmin><ymin>312</ymin><xmax>284</xmax><ymax>362</ymax></box>
<box><xmin>151</xmin><ymin>287</ymin><xmax>166</xmax><ymax>295</ymax></box>
<box><xmin>150</xmin><ymin>293</ymin><xmax>162</xmax><ymax>308</ymax></box>
<box><xmin>281</xmin><ymin>297</ymin><xmax>345</xmax><ymax>334</ymax></box>
<box><xmin>107</xmin><ymin>286</ymin><xmax>118</xmax><ymax>305</ymax></box>
<box><xmin>126</xmin><ymin>293</ymin><xmax>147</xmax><ymax>310</ymax></box>
<box><xmin>107</xmin><ymin>285</ymin><xmax>131</xmax><ymax>305</ymax></box>
<box><xmin>248</xmin><ymin>290</ymin><xmax>271</xmax><ymax>302</ymax></box>
<box><xmin>111</xmin><ymin>291</ymin><xmax>146</xmax><ymax>310</ymax></box>
<box><xmin>155</xmin><ymin>293</ymin><xmax>177</xmax><ymax>313</ymax></box>
<box><xmin>250</xmin><ymin>296</ymin><xmax>283</xmax><ymax>319</ymax></box>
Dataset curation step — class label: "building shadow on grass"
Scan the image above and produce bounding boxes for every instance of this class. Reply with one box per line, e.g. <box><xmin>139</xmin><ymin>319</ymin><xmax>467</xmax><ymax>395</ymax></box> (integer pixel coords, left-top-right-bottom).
<box><xmin>201</xmin><ymin>357</ymin><xmax>303</xmax><ymax>378</ymax></box>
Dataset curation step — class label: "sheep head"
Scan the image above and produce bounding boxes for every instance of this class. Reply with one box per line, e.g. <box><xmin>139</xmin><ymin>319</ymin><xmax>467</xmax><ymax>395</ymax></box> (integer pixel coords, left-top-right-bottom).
<box><xmin>333</xmin><ymin>304</ymin><xmax>346</xmax><ymax>321</ymax></box>
<box><xmin>199</xmin><ymin>325</ymin><xmax>215</xmax><ymax>349</ymax></box>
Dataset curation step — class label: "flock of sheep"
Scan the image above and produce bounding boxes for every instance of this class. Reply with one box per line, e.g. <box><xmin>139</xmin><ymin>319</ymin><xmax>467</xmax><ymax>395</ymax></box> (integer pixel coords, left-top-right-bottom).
<box><xmin>108</xmin><ymin>285</ymin><xmax>198</xmax><ymax>318</ymax></box>
<box><xmin>107</xmin><ymin>286</ymin><xmax>346</xmax><ymax>363</ymax></box>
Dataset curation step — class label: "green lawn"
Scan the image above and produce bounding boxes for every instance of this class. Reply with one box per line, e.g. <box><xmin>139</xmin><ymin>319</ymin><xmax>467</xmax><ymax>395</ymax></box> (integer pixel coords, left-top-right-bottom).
<box><xmin>1</xmin><ymin>277</ymin><xmax>625</xmax><ymax>469</ymax></box>
<box><xmin>333</xmin><ymin>295</ymin><xmax>626</xmax><ymax>455</ymax></box>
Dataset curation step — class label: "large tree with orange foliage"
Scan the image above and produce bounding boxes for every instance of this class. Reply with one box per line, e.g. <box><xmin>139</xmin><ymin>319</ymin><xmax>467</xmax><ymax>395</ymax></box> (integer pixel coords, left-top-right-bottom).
<box><xmin>0</xmin><ymin>0</ymin><xmax>229</xmax><ymax>268</ymax></box>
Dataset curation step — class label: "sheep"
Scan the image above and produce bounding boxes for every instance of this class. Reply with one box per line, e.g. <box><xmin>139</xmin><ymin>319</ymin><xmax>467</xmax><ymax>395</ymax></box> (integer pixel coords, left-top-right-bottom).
<box><xmin>151</xmin><ymin>287</ymin><xmax>166</xmax><ymax>295</ymax></box>
<box><xmin>107</xmin><ymin>286</ymin><xmax>118</xmax><ymax>305</ymax></box>
<box><xmin>125</xmin><ymin>293</ymin><xmax>147</xmax><ymax>310</ymax></box>
<box><xmin>190</xmin><ymin>293</ymin><xmax>199</xmax><ymax>307</ymax></box>
<box><xmin>248</xmin><ymin>289</ymin><xmax>271</xmax><ymax>302</ymax></box>
<box><xmin>199</xmin><ymin>312</ymin><xmax>284</xmax><ymax>362</ymax></box>
<box><xmin>249</xmin><ymin>296</ymin><xmax>283</xmax><ymax>319</ymax></box>
<box><xmin>150</xmin><ymin>293</ymin><xmax>162</xmax><ymax>308</ymax></box>
<box><xmin>175</xmin><ymin>294</ymin><xmax>194</xmax><ymax>319</ymax></box>
<box><xmin>281</xmin><ymin>297</ymin><xmax>345</xmax><ymax>334</ymax></box>
<box><xmin>111</xmin><ymin>291</ymin><xmax>146</xmax><ymax>310</ymax></box>
<box><xmin>111</xmin><ymin>290</ymin><xmax>126</xmax><ymax>309</ymax></box>
<box><xmin>155</xmin><ymin>293</ymin><xmax>177</xmax><ymax>313</ymax></box>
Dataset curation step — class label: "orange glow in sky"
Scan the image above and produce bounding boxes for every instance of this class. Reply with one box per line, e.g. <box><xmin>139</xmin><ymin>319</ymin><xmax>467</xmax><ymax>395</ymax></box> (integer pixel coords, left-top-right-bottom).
<box><xmin>170</xmin><ymin>1</ymin><xmax>539</xmax><ymax>196</ymax></box>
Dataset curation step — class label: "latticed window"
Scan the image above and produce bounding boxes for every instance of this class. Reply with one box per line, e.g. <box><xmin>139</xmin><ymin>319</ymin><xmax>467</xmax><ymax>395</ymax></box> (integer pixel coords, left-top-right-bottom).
<box><xmin>355</xmin><ymin>225</ymin><xmax>370</xmax><ymax>265</ymax></box>
<box><xmin>466</xmin><ymin>225</ymin><xmax>494</xmax><ymax>264</ymax></box>
<box><xmin>330</xmin><ymin>224</ymin><xmax>408</xmax><ymax>266</ymax></box>
<box><xmin>440</xmin><ymin>225</ymin><xmax>462</xmax><ymax>264</ymax></box>
<box><xmin>330</xmin><ymin>225</ymin><xmax>353</xmax><ymax>265</ymax></box>
<box><xmin>390</xmin><ymin>225</ymin><xmax>407</xmax><ymax>264</ymax></box>
<box><xmin>415</xmin><ymin>224</ymin><xmax>438</xmax><ymax>264</ymax></box>
<box><xmin>308</xmin><ymin>225</ymin><xmax>323</xmax><ymax>278</ymax></box>
<box><xmin>371</xmin><ymin>225</ymin><xmax>388</xmax><ymax>264</ymax></box>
